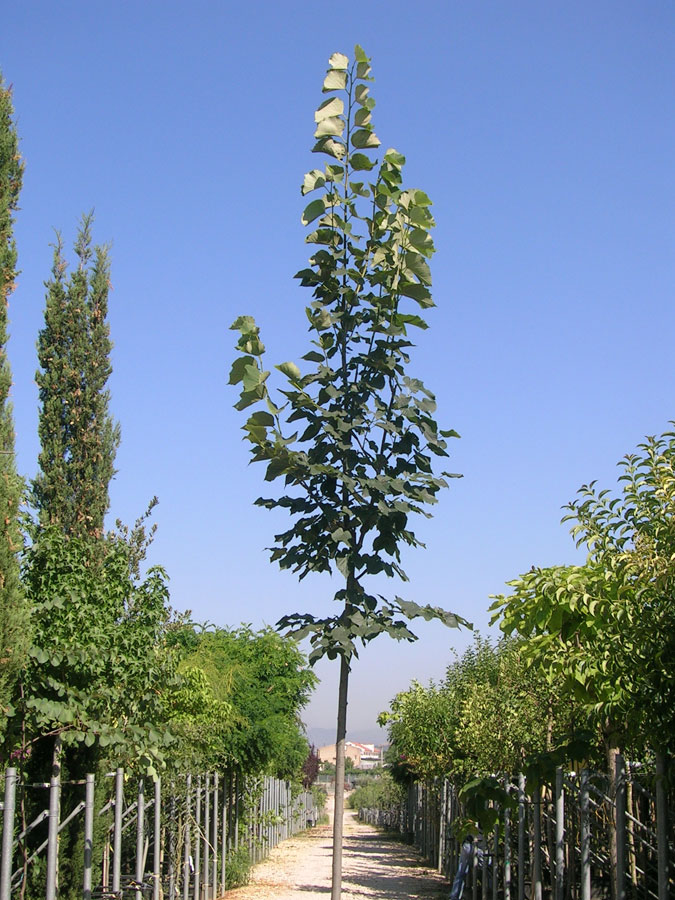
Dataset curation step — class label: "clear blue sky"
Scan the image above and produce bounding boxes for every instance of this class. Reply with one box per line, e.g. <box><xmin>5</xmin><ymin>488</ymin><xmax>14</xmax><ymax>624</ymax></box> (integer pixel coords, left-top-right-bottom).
<box><xmin>2</xmin><ymin>1</ymin><xmax>673</xmax><ymax>741</ymax></box>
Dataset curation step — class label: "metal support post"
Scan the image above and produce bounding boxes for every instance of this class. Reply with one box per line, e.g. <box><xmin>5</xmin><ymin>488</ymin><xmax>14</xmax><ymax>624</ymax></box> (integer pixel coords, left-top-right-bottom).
<box><xmin>517</xmin><ymin>774</ymin><xmax>526</xmax><ymax>900</ymax></box>
<box><xmin>655</xmin><ymin>752</ymin><xmax>669</xmax><ymax>900</ymax></box>
<box><xmin>153</xmin><ymin>779</ymin><xmax>161</xmax><ymax>900</ymax></box>
<box><xmin>113</xmin><ymin>768</ymin><xmax>124</xmax><ymax>895</ymax></box>
<box><xmin>136</xmin><ymin>779</ymin><xmax>145</xmax><ymax>900</ymax></box>
<box><xmin>504</xmin><ymin>777</ymin><xmax>511</xmax><ymax>900</ymax></box>
<box><xmin>194</xmin><ymin>776</ymin><xmax>201</xmax><ymax>900</ymax></box>
<box><xmin>183</xmin><ymin>775</ymin><xmax>192</xmax><ymax>900</ymax></box>
<box><xmin>203</xmin><ymin>775</ymin><xmax>210</xmax><ymax>900</ymax></box>
<box><xmin>532</xmin><ymin>783</ymin><xmax>542</xmax><ymax>900</ymax></box>
<box><xmin>212</xmin><ymin>774</ymin><xmax>218</xmax><ymax>899</ymax></box>
<box><xmin>615</xmin><ymin>754</ymin><xmax>626</xmax><ymax>900</ymax></box>
<box><xmin>0</xmin><ymin>768</ymin><xmax>17</xmax><ymax>900</ymax></box>
<box><xmin>555</xmin><ymin>768</ymin><xmax>564</xmax><ymax>900</ymax></box>
<box><xmin>45</xmin><ymin>737</ymin><xmax>62</xmax><ymax>900</ymax></box>
<box><xmin>580</xmin><ymin>770</ymin><xmax>591</xmax><ymax>900</ymax></box>
<box><xmin>83</xmin><ymin>773</ymin><xmax>95</xmax><ymax>900</ymax></box>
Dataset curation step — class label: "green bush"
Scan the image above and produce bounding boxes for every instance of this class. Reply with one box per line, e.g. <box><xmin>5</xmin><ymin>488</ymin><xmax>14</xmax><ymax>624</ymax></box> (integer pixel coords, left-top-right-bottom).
<box><xmin>225</xmin><ymin>846</ymin><xmax>251</xmax><ymax>890</ymax></box>
<box><xmin>347</xmin><ymin>774</ymin><xmax>404</xmax><ymax>811</ymax></box>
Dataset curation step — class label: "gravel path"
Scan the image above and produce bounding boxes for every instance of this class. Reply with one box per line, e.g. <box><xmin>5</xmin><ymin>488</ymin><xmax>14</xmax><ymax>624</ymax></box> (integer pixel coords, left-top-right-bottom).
<box><xmin>223</xmin><ymin>796</ymin><xmax>449</xmax><ymax>900</ymax></box>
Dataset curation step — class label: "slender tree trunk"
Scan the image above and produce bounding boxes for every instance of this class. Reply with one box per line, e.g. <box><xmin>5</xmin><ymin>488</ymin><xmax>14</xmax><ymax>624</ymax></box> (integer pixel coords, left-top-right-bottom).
<box><xmin>331</xmin><ymin>655</ymin><xmax>350</xmax><ymax>900</ymax></box>
<box><xmin>605</xmin><ymin>726</ymin><xmax>620</xmax><ymax>900</ymax></box>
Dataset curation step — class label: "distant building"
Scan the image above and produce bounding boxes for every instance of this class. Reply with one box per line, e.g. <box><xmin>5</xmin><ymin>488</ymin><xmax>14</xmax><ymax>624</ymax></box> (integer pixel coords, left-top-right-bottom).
<box><xmin>318</xmin><ymin>741</ymin><xmax>383</xmax><ymax>770</ymax></box>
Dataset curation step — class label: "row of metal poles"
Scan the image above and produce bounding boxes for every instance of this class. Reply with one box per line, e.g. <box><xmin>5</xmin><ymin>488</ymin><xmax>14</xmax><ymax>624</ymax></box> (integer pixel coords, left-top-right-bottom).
<box><xmin>0</xmin><ymin>765</ymin><xmax>318</xmax><ymax>900</ymax></box>
<box><xmin>363</xmin><ymin>754</ymin><xmax>672</xmax><ymax>900</ymax></box>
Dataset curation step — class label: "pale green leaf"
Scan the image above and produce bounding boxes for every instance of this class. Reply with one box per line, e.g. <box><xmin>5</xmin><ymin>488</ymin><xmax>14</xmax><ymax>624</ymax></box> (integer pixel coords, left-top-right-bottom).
<box><xmin>328</xmin><ymin>52</ymin><xmax>349</xmax><ymax>70</ymax></box>
<box><xmin>315</xmin><ymin>96</ymin><xmax>344</xmax><ymax>121</ymax></box>
<box><xmin>323</xmin><ymin>70</ymin><xmax>347</xmax><ymax>92</ymax></box>
<box><xmin>276</xmin><ymin>361</ymin><xmax>301</xmax><ymax>381</ymax></box>
<box><xmin>314</xmin><ymin>116</ymin><xmax>345</xmax><ymax>138</ymax></box>
<box><xmin>301</xmin><ymin>169</ymin><xmax>326</xmax><ymax>195</ymax></box>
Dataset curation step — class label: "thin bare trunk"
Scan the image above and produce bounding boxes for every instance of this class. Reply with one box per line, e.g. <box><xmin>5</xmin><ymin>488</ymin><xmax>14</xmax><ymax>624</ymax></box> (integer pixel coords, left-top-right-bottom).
<box><xmin>330</xmin><ymin>655</ymin><xmax>349</xmax><ymax>900</ymax></box>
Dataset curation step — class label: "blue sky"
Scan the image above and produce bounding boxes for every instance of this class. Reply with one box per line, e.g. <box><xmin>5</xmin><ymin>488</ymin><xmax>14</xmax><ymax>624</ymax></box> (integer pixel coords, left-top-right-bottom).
<box><xmin>2</xmin><ymin>1</ymin><xmax>673</xmax><ymax>740</ymax></box>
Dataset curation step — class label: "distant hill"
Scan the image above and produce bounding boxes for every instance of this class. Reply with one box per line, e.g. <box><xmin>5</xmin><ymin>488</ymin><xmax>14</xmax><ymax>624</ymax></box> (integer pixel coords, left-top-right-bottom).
<box><xmin>306</xmin><ymin>726</ymin><xmax>386</xmax><ymax>748</ymax></box>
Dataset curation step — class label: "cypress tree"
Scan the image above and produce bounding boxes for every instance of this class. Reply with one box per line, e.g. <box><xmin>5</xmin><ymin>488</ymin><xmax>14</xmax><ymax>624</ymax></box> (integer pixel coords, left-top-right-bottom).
<box><xmin>33</xmin><ymin>214</ymin><xmax>120</xmax><ymax>538</ymax></box>
<box><xmin>0</xmin><ymin>72</ymin><xmax>28</xmax><ymax>737</ymax></box>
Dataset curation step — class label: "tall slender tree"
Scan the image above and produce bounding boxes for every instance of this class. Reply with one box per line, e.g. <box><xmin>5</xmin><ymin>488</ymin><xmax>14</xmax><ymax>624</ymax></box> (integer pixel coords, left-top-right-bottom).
<box><xmin>33</xmin><ymin>214</ymin><xmax>120</xmax><ymax>538</ymax></box>
<box><xmin>0</xmin><ymin>72</ymin><xmax>29</xmax><ymax>739</ymax></box>
<box><xmin>230</xmin><ymin>48</ymin><xmax>465</xmax><ymax>898</ymax></box>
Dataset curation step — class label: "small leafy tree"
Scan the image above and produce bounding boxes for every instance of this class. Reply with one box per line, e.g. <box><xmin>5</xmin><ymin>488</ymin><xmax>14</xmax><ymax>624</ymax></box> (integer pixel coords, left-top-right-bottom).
<box><xmin>491</xmin><ymin>427</ymin><xmax>675</xmax><ymax>891</ymax></box>
<box><xmin>0</xmin><ymin>72</ymin><xmax>29</xmax><ymax>740</ymax></box>
<box><xmin>230</xmin><ymin>47</ymin><xmax>465</xmax><ymax>897</ymax></box>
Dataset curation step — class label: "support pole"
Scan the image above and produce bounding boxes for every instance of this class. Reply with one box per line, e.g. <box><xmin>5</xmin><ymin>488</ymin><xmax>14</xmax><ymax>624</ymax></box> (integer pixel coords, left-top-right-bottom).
<box><xmin>113</xmin><ymin>768</ymin><xmax>124</xmax><ymax>895</ymax></box>
<box><xmin>203</xmin><ymin>775</ymin><xmax>210</xmax><ymax>900</ymax></box>
<box><xmin>532</xmin><ymin>783</ymin><xmax>542</xmax><ymax>900</ymax></box>
<box><xmin>136</xmin><ymin>779</ymin><xmax>145</xmax><ymax>900</ymax></box>
<box><xmin>615</xmin><ymin>754</ymin><xmax>626</xmax><ymax>900</ymax></box>
<box><xmin>183</xmin><ymin>775</ymin><xmax>192</xmax><ymax>900</ymax></box>
<box><xmin>580</xmin><ymin>771</ymin><xmax>591</xmax><ymax>900</ymax></box>
<box><xmin>45</xmin><ymin>736</ymin><xmax>62</xmax><ymax>900</ymax></box>
<box><xmin>655</xmin><ymin>751</ymin><xmax>669</xmax><ymax>900</ymax></box>
<box><xmin>504</xmin><ymin>777</ymin><xmax>511</xmax><ymax>900</ymax></box>
<box><xmin>0</xmin><ymin>768</ymin><xmax>17</xmax><ymax>900</ymax></box>
<box><xmin>153</xmin><ymin>779</ymin><xmax>161</xmax><ymax>900</ymax></box>
<box><xmin>555</xmin><ymin>768</ymin><xmax>564</xmax><ymax>900</ymax></box>
<box><xmin>212</xmin><ymin>775</ymin><xmax>218</xmax><ymax>899</ymax></box>
<box><xmin>517</xmin><ymin>774</ymin><xmax>526</xmax><ymax>900</ymax></box>
<box><xmin>194</xmin><ymin>776</ymin><xmax>201</xmax><ymax>900</ymax></box>
<box><xmin>83</xmin><ymin>773</ymin><xmax>95</xmax><ymax>900</ymax></box>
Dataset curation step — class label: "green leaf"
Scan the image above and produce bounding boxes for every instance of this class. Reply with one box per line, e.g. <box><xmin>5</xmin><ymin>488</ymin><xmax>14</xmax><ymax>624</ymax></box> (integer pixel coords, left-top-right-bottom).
<box><xmin>301</xmin><ymin>198</ymin><xmax>327</xmax><ymax>225</ymax></box>
<box><xmin>248</xmin><ymin>411</ymin><xmax>275</xmax><ymax>427</ymax></box>
<box><xmin>314</xmin><ymin>116</ymin><xmax>345</xmax><ymax>138</ymax></box>
<box><xmin>276</xmin><ymin>361</ymin><xmax>301</xmax><ymax>381</ymax></box>
<box><xmin>328</xmin><ymin>52</ymin><xmax>349</xmax><ymax>70</ymax></box>
<box><xmin>312</xmin><ymin>137</ymin><xmax>346</xmax><ymax>160</ymax></box>
<box><xmin>384</xmin><ymin>148</ymin><xmax>406</xmax><ymax>167</ymax></box>
<box><xmin>242</xmin><ymin>364</ymin><xmax>263</xmax><ymax>392</ymax></box>
<box><xmin>315</xmin><ymin>96</ymin><xmax>344</xmax><ymax>121</ymax></box>
<box><xmin>228</xmin><ymin>355</ymin><xmax>254</xmax><ymax>385</ymax></box>
<box><xmin>354</xmin><ymin>45</ymin><xmax>368</xmax><ymax>63</ymax></box>
<box><xmin>352</xmin><ymin>129</ymin><xmax>381</xmax><ymax>150</ymax></box>
<box><xmin>301</xmin><ymin>169</ymin><xmax>326</xmax><ymax>195</ymax></box>
<box><xmin>323</xmin><ymin>69</ymin><xmax>347</xmax><ymax>92</ymax></box>
<box><xmin>350</xmin><ymin>153</ymin><xmax>376</xmax><ymax>171</ymax></box>
<box><xmin>230</xmin><ymin>315</ymin><xmax>257</xmax><ymax>333</ymax></box>
<box><xmin>440</xmin><ymin>429</ymin><xmax>460</xmax><ymax>438</ymax></box>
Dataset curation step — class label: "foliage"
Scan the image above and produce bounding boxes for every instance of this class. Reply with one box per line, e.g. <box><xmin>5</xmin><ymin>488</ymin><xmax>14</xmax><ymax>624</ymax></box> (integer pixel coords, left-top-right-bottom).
<box><xmin>491</xmin><ymin>427</ymin><xmax>675</xmax><ymax>756</ymax></box>
<box><xmin>347</xmin><ymin>772</ymin><xmax>404</xmax><ymax>811</ymax></box>
<box><xmin>380</xmin><ymin>634</ymin><xmax>582</xmax><ymax>784</ymax></box>
<box><xmin>173</xmin><ymin>625</ymin><xmax>316</xmax><ymax>779</ymax></box>
<box><xmin>12</xmin><ymin>528</ymin><xmax>175</xmax><ymax>774</ymax></box>
<box><xmin>32</xmin><ymin>214</ymin><xmax>120</xmax><ymax>539</ymax></box>
<box><xmin>302</xmin><ymin>744</ymin><xmax>321</xmax><ymax>788</ymax></box>
<box><xmin>0</xmin><ymin>72</ymin><xmax>29</xmax><ymax>739</ymax></box>
<box><xmin>224</xmin><ymin>846</ymin><xmax>251</xmax><ymax>890</ymax></box>
<box><xmin>229</xmin><ymin>45</ymin><xmax>465</xmax><ymax>666</ymax></box>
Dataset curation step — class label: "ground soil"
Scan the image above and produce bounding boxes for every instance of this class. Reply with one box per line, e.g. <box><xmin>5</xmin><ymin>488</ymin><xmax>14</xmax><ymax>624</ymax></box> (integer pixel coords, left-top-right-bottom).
<box><xmin>223</xmin><ymin>794</ymin><xmax>449</xmax><ymax>900</ymax></box>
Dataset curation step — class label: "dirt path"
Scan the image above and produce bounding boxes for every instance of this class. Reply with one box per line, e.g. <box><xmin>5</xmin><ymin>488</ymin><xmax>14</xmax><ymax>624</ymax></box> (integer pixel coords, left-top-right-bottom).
<box><xmin>223</xmin><ymin>795</ymin><xmax>448</xmax><ymax>900</ymax></box>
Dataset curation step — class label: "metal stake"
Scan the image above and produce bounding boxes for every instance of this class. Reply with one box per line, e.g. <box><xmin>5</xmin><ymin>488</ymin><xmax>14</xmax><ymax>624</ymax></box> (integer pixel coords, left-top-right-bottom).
<box><xmin>83</xmin><ymin>773</ymin><xmax>95</xmax><ymax>900</ymax></box>
<box><xmin>0</xmin><ymin>768</ymin><xmax>17</xmax><ymax>900</ymax></box>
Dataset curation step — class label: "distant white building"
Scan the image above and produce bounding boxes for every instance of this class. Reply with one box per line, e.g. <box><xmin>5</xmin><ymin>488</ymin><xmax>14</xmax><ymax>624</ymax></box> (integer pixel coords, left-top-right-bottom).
<box><xmin>318</xmin><ymin>741</ymin><xmax>383</xmax><ymax>770</ymax></box>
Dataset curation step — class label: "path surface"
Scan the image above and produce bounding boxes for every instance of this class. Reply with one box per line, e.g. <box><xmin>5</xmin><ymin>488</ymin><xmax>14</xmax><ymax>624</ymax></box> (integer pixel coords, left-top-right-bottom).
<box><xmin>223</xmin><ymin>796</ymin><xmax>448</xmax><ymax>900</ymax></box>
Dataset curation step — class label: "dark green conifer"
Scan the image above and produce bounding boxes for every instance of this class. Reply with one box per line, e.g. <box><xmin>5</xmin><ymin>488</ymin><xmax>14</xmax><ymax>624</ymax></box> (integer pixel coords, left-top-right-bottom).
<box><xmin>33</xmin><ymin>214</ymin><xmax>120</xmax><ymax>538</ymax></box>
<box><xmin>0</xmin><ymin>72</ymin><xmax>28</xmax><ymax>735</ymax></box>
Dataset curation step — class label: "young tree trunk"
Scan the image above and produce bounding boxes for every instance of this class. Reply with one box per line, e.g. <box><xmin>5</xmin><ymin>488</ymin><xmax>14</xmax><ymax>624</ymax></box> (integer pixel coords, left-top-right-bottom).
<box><xmin>330</xmin><ymin>655</ymin><xmax>349</xmax><ymax>900</ymax></box>
<box><xmin>605</xmin><ymin>725</ymin><xmax>620</xmax><ymax>900</ymax></box>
